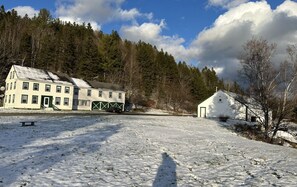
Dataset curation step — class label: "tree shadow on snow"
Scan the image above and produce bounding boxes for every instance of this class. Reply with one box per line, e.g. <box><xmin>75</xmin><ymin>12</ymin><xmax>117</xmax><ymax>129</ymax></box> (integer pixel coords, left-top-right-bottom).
<box><xmin>0</xmin><ymin>115</ymin><xmax>122</xmax><ymax>186</ymax></box>
<box><xmin>153</xmin><ymin>152</ymin><xmax>177</xmax><ymax>187</ymax></box>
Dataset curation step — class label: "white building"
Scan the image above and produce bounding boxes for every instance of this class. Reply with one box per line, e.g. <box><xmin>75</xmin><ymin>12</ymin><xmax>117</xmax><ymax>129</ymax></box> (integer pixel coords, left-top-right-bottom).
<box><xmin>3</xmin><ymin>65</ymin><xmax>125</xmax><ymax>111</ymax></box>
<box><xmin>197</xmin><ymin>90</ymin><xmax>266</xmax><ymax>122</ymax></box>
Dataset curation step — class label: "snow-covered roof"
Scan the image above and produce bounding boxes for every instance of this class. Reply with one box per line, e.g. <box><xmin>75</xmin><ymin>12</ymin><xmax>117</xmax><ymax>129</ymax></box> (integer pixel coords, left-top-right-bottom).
<box><xmin>87</xmin><ymin>80</ymin><xmax>124</xmax><ymax>91</ymax></box>
<box><xmin>12</xmin><ymin>65</ymin><xmax>124</xmax><ymax>91</ymax></box>
<box><xmin>71</xmin><ymin>78</ymin><xmax>91</xmax><ymax>88</ymax></box>
<box><xmin>13</xmin><ymin>65</ymin><xmax>73</xmax><ymax>85</ymax></box>
<box><xmin>222</xmin><ymin>90</ymin><xmax>261</xmax><ymax>109</ymax></box>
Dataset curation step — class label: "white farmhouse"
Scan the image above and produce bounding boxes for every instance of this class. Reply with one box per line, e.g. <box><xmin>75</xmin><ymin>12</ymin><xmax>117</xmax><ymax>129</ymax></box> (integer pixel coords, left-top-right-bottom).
<box><xmin>197</xmin><ymin>90</ymin><xmax>265</xmax><ymax>122</ymax></box>
<box><xmin>3</xmin><ymin>65</ymin><xmax>125</xmax><ymax>111</ymax></box>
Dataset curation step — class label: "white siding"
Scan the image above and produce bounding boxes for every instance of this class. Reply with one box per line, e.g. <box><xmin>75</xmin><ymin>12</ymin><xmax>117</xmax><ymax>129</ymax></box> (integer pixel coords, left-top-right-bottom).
<box><xmin>4</xmin><ymin>66</ymin><xmax>126</xmax><ymax>111</ymax></box>
<box><xmin>197</xmin><ymin>90</ymin><xmax>267</xmax><ymax>121</ymax></box>
<box><xmin>4</xmin><ymin>67</ymin><xmax>74</xmax><ymax>110</ymax></box>
<box><xmin>74</xmin><ymin>87</ymin><xmax>125</xmax><ymax>110</ymax></box>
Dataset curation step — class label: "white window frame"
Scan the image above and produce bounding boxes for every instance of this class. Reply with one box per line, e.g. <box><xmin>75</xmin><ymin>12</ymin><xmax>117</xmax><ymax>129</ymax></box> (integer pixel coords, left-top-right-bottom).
<box><xmin>32</xmin><ymin>95</ymin><xmax>38</xmax><ymax>104</ymax></box>
<box><xmin>55</xmin><ymin>97</ymin><xmax>61</xmax><ymax>105</ymax></box>
<box><xmin>56</xmin><ymin>85</ymin><xmax>62</xmax><ymax>93</ymax></box>
<box><xmin>21</xmin><ymin>95</ymin><xmax>28</xmax><ymax>104</ymax></box>
<box><xmin>45</xmin><ymin>84</ymin><xmax>51</xmax><ymax>92</ymax></box>
<box><xmin>87</xmin><ymin>90</ymin><xmax>91</xmax><ymax>96</ymax></box>
<box><xmin>64</xmin><ymin>98</ymin><xmax>69</xmax><ymax>106</ymax></box>
<box><xmin>22</xmin><ymin>82</ymin><xmax>29</xmax><ymax>90</ymax></box>
<box><xmin>65</xmin><ymin>86</ymin><xmax>70</xmax><ymax>94</ymax></box>
<box><xmin>33</xmin><ymin>83</ymin><xmax>39</xmax><ymax>91</ymax></box>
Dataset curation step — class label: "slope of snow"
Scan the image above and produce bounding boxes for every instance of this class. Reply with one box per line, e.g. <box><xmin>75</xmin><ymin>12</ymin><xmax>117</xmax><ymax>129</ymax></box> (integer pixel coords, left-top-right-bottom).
<box><xmin>0</xmin><ymin>115</ymin><xmax>296</xmax><ymax>186</ymax></box>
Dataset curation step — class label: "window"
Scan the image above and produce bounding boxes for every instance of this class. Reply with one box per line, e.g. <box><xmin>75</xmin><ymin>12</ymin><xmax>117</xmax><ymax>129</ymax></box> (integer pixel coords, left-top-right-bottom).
<box><xmin>21</xmin><ymin>95</ymin><xmax>28</xmax><ymax>104</ymax></box>
<box><xmin>99</xmin><ymin>90</ymin><xmax>102</xmax><ymax>97</ymax></box>
<box><xmin>55</xmin><ymin>97</ymin><xmax>61</xmax><ymax>105</ymax></box>
<box><xmin>12</xmin><ymin>94</ymin><xmax>15</xmax><ymax>103</ymax></box>
<box><xmin>10</xmin><ymin>72</ymin><xmax>12</xmax><ymax>79</ymax></box>
<box><xmin>56</xmin><ymin>86</ymin><xmax>61</xmax><ymax>93</ymax></box>
<box><xmin>65</xmin><ymin>87</ymin><xmax>70</xmax><ymax>94</ymax></box>
<box><xmin>119</xmin><ymin>93</ymin><xmax>122</xmax><ymax>99</ymax></box>
<box><xmin>32</xmin><ymin>95</ymin><xmax>38</xmax><ymax>104</ymax></box>
<box><xmin>6</xmin><ymin>83</ymin><xmax>9</xmax><ymax>90</ymax></box>
<box><xmin>109</xmin><ymin>92</ymin><xmax>112</xmax><ymax>98</ymax></box>
<box><xmin>64</xmin><ymin>98</ymin><xmax>69</xmax><ymax>106</ymax></box>
<box><xmin>4</xmin><ymin>95</ymin><xmax>7</xmax><ymax>103</ymax></box>
<box><xmin>12</xmin><ymin>71</ymin><xmax>14</xmax><ymax>79</ymax></box>
<box><xmin>45</xmin><ymin>84</ymin><xmax>51</xmax><ymax>92</ymax></box>
<box><xmin>79</xmin><ymin>100</ymin><xmax>90</xmax><ymax>106</ymax></box>
<box><xmin>33</xmin><ymin>83</ymin><xmax>39</xmax><ymax>91</ymax></box>
<box><xmin>8</xmin><ymin>95</ymin><xmax>11</xmax><ymax>103</ymax></box>
<box><xmin>10</xmin><ymin>82</ymin><xmax>12</xmax><ymax>90</ymax></box>
<box><xmin>87</xmin><ymin>90</ymin><xmax>91</xmax><ymax>96</ymax></box>
<box><xmin>74</xmin><ymin>88</ymin><xmax>79</xmax><ymax>95</ymax></box>
<box><xmin>22</xmin><ymin>82</ymin><xmax>29</xmax><ymax>90</ymax></box>
<box><xmin>14</xmin><ymin>81</ymin><xmax>16</xmax><ymax>89</ymax></box>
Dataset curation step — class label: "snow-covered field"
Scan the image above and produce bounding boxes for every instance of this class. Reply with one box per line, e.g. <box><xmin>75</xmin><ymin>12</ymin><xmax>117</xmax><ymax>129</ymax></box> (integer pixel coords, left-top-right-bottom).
<box><xmin>0</xmin><ymin>115</ymin><xmax>297</xmax><ymax>186</ymax></box>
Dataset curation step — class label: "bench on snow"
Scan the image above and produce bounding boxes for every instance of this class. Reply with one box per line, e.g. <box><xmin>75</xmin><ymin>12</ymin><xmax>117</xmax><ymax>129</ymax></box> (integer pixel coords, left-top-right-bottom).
<box><xmin>20</xmin><ymin>121</ymin><xmax>36</xmax><ymax>126</ymax></box>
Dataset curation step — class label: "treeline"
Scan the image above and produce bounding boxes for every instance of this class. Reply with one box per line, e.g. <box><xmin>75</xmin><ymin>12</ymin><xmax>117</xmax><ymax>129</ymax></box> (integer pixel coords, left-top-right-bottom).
<box><xmin>0</xmin><ymin>6</ymin><xmax>242</xmax><ymax>112</ymax></box>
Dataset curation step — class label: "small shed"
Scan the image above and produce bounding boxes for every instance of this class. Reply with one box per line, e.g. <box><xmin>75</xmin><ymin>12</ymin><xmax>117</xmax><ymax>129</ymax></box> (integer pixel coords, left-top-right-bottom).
<box><xmin>197</xmin><ymin>90</ymin><xmax>265</xmax><ymax>122</ymax></box>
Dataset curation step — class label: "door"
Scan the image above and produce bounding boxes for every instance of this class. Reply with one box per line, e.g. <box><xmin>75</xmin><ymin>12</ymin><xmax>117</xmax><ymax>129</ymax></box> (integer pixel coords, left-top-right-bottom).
<box><xmin>200</xmin><ymin>107</ymin><xmax>206</xmax><ymax>118</ymax></box>
<box><xmin>43</xmin><ymin>97</ymin><xmax>50</xmax><ymax>108</ymax></box>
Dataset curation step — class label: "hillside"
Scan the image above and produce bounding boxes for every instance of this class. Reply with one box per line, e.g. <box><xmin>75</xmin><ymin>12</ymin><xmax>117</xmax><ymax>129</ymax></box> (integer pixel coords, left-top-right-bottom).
<box><xmin>0</xmin><ymin>6</ymin><xmax>242</xmax><ymax>112</ymax></box>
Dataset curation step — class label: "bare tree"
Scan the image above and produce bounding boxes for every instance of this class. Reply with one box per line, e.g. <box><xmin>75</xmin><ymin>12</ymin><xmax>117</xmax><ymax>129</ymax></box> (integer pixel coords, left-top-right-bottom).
<box><xmin>240</xmin><ymin>38</ymin><xmax>297</xmax><ymax>140</ymax></box>
<box><xmin>271</xmin><ymin>44</ymin><xmax>297</xmax><ymax>139</ymax></box>
<box><xmin>240</xmin><ymin>38</ymin><xmax>277</xmax><ymax>137</ymax></box>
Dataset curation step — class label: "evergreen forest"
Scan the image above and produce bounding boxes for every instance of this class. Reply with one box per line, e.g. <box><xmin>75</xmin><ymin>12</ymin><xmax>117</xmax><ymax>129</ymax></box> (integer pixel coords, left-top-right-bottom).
<box><xmin>0</xmin><ymin>6</ymin><xmax>242</xmax><ymax>112</ymax></box>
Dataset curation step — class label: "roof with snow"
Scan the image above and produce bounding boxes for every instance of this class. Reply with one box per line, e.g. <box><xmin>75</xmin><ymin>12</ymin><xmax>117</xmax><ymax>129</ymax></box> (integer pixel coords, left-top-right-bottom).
<box><xmin>71</xmin><ymin>78</ymin><xmax>92</xmax><ymax>88</ymax></box>
<box><xmin>13</xmin><ymin>65</ymin><xmax>73</xmax><ymax>85</ymax></box>
<box><xmin>12</xmin><ymin>65</ymin><xmax>125</xmax><ymax>91</ymax></box>
<box><xmin>87</xmin><ymin>80</ymin><xmax>124</xmax><ymax>91</ymax></box>
<box><xmin>222</xmin><ymin>90</ymin><xmax>261</xmax><ymax>109</ymax></box>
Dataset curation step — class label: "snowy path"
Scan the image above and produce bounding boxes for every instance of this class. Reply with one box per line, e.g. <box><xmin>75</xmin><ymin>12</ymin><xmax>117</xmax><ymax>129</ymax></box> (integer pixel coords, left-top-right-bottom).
<box><xmin>0</xmin><ymin>115</ymin><xmax>296</xmax><ymax>186</ymax></box>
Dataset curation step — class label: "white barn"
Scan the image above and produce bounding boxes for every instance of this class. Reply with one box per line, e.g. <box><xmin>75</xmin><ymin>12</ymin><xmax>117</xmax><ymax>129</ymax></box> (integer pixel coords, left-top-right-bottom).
<box><xmin>3</xmin><ymin>65</ymin><xmax>125</xmax><ymax>111</ymax></box>
<box><xmin>197</xmin><ymin>90</ymin><xmax>265</xmax><ymax>122</ymax></box>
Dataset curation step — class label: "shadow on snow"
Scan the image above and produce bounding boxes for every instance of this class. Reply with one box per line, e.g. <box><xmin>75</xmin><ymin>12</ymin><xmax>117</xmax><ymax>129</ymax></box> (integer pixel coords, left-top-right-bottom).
<box><xmin>153</xmin><ymin>152</ymin><xmax>177</xmax><ymax>187</ymax></box>
<box><xmin>0</xmin><ymin>115</ymin><xmax>122</xmax><ymax>186</ymax></box>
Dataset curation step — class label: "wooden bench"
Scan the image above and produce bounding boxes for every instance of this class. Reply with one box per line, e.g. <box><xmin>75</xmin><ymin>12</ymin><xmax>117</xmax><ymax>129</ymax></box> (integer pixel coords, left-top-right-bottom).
<box><xmin>20</xmin><ymin>121</ymin><xmax>36</xmax><ymax>126</ymax></box>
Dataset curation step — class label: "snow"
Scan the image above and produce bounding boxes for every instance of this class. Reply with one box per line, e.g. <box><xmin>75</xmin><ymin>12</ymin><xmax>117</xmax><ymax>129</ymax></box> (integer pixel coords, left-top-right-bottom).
<box><xmin>71</xmin><ymin>78</ymin><xmax>91</xmax><ymax>88</ymax></box>
<box><xmin>0</xmin><ymin>115</ymin><xmax>297</xmax><ymax>186</ymax></box>
<box><xmin>14</xmin><ymin>65</ymin><xmax>72</xmax><ymax>85</ymax></box>
<box><xmin>273</xmin><ymin>131</ymin><xmax>297</xmax><ymax>143</ymax></box>
<box><xmin>144</xmin><ymin>108</ymin><xmax>170</xmax><ymax>115</ymax></box>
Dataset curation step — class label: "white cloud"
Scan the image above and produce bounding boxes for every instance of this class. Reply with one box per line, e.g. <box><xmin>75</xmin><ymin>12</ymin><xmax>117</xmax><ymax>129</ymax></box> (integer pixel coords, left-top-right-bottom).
<box><xmin>58</xmin><ymin>16</ymin><xmax>102</xmax><ymax>31</ymax></box>
<box><xmin>189</xmin><ymin>0</ymin><xmax>297</xmax><ymax>80</ymax></box>
<box><xmin>208</xmin><ymin>0</ymin><xmax>249</xmax><ymax>9</ymax></box>
<box><xmin>120</xmin><ymin>20</ymin><xmax>192</xmax><ymax>62</ymax></box>
<box><xmin>55</xmin><ymin>0</ymin><xmax>151</xmax><ymax>30</ymax></box>
<box><xmin>10</xmin><ymin>6</ymin><xmax>39</xmax><ymax>18</ymax></box>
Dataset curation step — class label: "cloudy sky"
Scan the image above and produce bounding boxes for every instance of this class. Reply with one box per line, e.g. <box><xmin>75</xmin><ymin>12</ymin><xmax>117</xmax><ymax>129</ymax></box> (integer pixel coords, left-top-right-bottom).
<box><xmin>2</xmin><ymin>0</ymin><xmax>297</xmax><ymax>80</ymax></box>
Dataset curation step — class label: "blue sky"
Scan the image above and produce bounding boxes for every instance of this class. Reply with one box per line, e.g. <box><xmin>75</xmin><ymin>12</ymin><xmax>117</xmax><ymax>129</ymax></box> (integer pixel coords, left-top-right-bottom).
<box><xmin>1</xmin><ymin>0</ymin><xmax>297</xmax><ymax>80</ymax></box>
